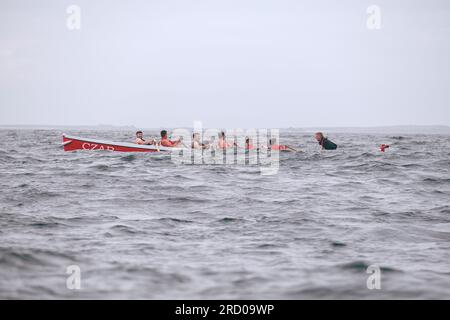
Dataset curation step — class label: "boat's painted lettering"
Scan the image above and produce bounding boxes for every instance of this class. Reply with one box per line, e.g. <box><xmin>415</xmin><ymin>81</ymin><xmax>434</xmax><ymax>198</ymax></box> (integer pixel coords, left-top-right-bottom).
<box><xmin>82</xmin><ymin>143</ymin><xmax>114</xmax><ymax>151</ymax></box>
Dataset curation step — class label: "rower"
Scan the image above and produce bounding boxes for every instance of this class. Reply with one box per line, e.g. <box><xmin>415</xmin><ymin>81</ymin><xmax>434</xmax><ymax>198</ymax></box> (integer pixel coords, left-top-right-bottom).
<box><xmin>217</xmin><ymin>131</ymin><xmax>234</xmax><ymax>149</ymax></box>
<box><xmin>192</xmin><ymin>132</ymin><xmax>209</xmax><ymax>149</ymax></box>
<box><xmin>135</xmin><ymin>131</ymin><xmax>156</xmax><ymax>145</ymax></box>
<box><xmin>245</xmin><ymin>137</ymin><xmax>255</xmax><ymax>150</ymax></box>
<box><xmin>315</xmin><ymin>132</ymin><xmax>337</xmax><ymax>150</ymax></box>
<box><xmin>268</xmin><ymin>138</ymin><xmax>296</xmax><ymax>152</ymax></box>
<box><xmin>160</xmin><ymin>130</ymin><xmax>182</xmax><ymax>147</ymax></box>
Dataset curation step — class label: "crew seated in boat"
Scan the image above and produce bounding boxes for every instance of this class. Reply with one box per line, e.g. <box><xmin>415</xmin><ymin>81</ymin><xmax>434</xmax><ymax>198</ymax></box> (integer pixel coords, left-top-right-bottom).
<box><xmin>160</xmin><ymin>130</ymin><xmax>182</xmax><ymax>147</ymax></box>
<box><xmin>217</xmin><ymin>131</ymin><xmax>235</xmax><ymax>149</ymax></box>
<box><xmin>268</xmin><ymin>138</ymin><xmax>297</xmax><ymax>152</ymax></box>
<box><xmin>192</xmin><ymin>132</ymin><xmax>209</xmax><ymax>149</ymax></box>
<box><xmin>315</xmin><ymin>132</ymin><xmax>337</xmax><ymax>150</ymax></box>
<box><xmin>135</xmin><ymin>131</ymin><xmax>156</xmax><ymax>145</ymax></box>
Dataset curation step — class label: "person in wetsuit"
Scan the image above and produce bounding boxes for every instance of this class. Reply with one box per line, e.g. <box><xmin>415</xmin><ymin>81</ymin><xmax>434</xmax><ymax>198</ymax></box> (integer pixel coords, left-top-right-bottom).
<box><xmin>315</xmin><ymin>132</ymin><xmax>337</xmax><ymax>150</ymax></box>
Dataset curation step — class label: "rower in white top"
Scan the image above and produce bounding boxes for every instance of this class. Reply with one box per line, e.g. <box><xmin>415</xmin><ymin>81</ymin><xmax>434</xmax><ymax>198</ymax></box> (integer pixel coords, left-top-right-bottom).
<box><xmin>135</xmin><ymin>131</ymin><xmax>157</xmax><ymax>145</ymax></box>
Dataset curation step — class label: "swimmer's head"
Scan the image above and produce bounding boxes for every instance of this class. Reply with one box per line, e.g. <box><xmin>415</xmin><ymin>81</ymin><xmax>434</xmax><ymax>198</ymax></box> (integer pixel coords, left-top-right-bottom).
<box><xmin>315</xmin><ymin>132</ymin><xmax>324</xmax><ymax>142</ymax></box>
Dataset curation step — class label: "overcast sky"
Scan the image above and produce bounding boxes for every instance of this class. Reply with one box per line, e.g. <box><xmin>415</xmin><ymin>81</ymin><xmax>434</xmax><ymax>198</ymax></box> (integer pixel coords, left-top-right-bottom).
<box><xmin>0</xmin><ymin>0</ymin><xmax>449</xmax><ymax>128</ymax></box>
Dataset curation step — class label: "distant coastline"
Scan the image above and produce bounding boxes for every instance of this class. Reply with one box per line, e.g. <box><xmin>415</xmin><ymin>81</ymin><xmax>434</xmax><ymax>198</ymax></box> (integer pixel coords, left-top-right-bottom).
<box><xmin>0</xmin><ymin>124</ymin><xmax>449</xmax><ymax>134</ymax></box>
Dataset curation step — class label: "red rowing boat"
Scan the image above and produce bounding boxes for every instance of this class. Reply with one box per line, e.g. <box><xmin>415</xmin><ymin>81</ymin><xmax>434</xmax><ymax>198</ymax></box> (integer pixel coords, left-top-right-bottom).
<box><xmin>62</xmin><ymin>134</ymin><xmax>180</xmax><ymax>152</ymax></box>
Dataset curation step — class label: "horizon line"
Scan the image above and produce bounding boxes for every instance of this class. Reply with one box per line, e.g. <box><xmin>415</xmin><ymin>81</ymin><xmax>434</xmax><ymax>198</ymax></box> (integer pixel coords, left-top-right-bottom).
<box><xmin>0</xmin><ymin>124</ymin><xmax>449</xmax><ymax>129</ymax></box>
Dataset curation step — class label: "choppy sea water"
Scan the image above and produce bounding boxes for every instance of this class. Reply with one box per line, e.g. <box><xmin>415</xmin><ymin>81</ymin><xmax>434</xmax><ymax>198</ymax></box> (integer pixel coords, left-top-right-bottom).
<box><xmin>0</xmin><ymin>129</ymin><xmax>449</xmax><ymax>299</ymax></box>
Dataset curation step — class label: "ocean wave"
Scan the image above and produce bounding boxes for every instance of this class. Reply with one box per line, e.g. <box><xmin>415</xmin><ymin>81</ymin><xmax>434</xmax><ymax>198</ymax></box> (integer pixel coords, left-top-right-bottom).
<box><xmin>120</xmin><ymin>154</ymin><xmax>136</xmax><ymax>162</ymax></box>
<box><xmin>422</xmin><ymin>177</ymin><xmax>450</xmax><ymax>184</ymax></box>
<box><xmin>109</xmin><ymin>224</ymin><xmax>141</xmax><ymax>235</ymax></box>
<box><xmin>156</xmin><ymin>217</ymin><xmax>194</xmax><ymax>224</ymax></box>
<box><xmin>0</xmin><ymin>247</ymin><xmax>74</xmax><ymax>268</ymax></box>
<box><xmin>339</xmin><ymin>261</ymin><xmax>402</xmax><ymax>273</ymax></box>
<box><xmin>216</xmin><ymin>217</ymin><xmax>248</xmax><ymax>223</ymax></box>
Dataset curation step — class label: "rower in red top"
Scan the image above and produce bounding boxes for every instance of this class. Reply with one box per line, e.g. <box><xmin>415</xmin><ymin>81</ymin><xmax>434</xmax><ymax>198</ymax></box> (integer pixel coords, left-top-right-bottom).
<box><xmin>160</xmin><ymin>130</ymin><xmax>182</xmax><ymax>147</ymax></box>
<box><xmin>269</xmin><ymin>138</ymin><xmax>297</xmax><ymax>152</ymax></box>
<box><xmin>135</xmin><ymin>131</ymin><xmax>156</xmax><ymax>145</ymax></box>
